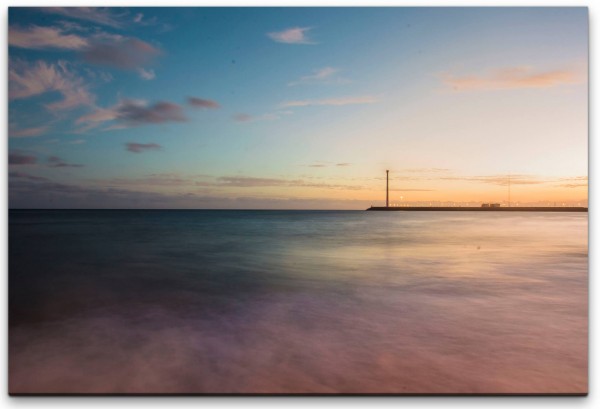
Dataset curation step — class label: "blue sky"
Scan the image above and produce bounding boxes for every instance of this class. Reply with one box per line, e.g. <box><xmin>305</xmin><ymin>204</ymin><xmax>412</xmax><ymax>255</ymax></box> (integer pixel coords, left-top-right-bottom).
<box><xmin>8</xmin><ymin>7</ymin><xmax>588</xmax><ymax>208</ymax></box>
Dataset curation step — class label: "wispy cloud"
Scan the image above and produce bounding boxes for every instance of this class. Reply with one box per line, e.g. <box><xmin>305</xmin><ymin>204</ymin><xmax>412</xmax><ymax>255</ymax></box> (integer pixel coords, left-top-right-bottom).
<box><xmin>9</xmin><ymin>25</ymin><xmax>89</xmax><ymax>50</ymax></box>
<box><xmin>304</xmin><ymin>162</ymin><xmax>351</xmax><ymax>168</ymax></box>
<box><xmin>233</xmin><ymin>113</ymin><xmax>253</xmax><ymax>122</ymax></box>
<box><xmin>9</xmin><ymin>59</ymin><xmax>94</xmax><ymax>111</ymax></box>
<box><xmin>48</xmin><ymin>156</ymin><xmax>84</xmax><ymax>168</ymax></box>
<box><xmin>83</xmin><ymin>67</ymin><xmax>113</xmax><ymax>83</ymax></box>
<box><xmin>558</xmin><ymin>176</ymin><xmax>588</xmax><ymax>182</ymax></box>
<box><xmin>232</xmin><ymin>112</ymin><xmax>280</xmax><ymax>123</ymax></box>
<box><xmin>56</xmin><ymin>20</ymin><xmax>89</xmax><ymax>33</ymax></box>
<box><xmin>97</xmin><ymin>173</ymin><xmax>199</xmax><ymax>187</ymax></box>
<box><xmin>402</xmin><ymin>168</ymin><xmax>450</xmax><ymax>173</ymax></box>
<box><xmin>556</xmin><ymin>176</ymin><xmax>588</xmax><ymax>188</ymax></box>
<box><xmin>138</xmin><ymin>68</ymin><xmax>156</xmax><ymax>80</ymax></box>
<box><xmin>9</xmin><ymin>152</ymin><xmax>37</xmax><ymax>165</ymax></box>
<box><xmin>281</xmin><ymin>95</ymin><xmax>378</xmax><ymax>108</ymax></box>
<box><xmin>216</xmin><ymin>177</ymin><xmax>288</xmax><ymax>187</ymax></box>
<box><xmin>40</xmin><ymin>7</ymin><xmax>126</xmax><ymax>28</ymax></box>
<box><xmin>188</xmin><ymin>97</ymin><xmax>220</xmax><ymax>109</ymax></box>
<box><xmin>389</xmin><ymin>188</ymin><xmax>435</xmax><ymax>192</ymax></box>
<box><xmin>9</xmin><ymin>125</ymin><xmax>49</xmax><ymax>138</ymax></box>
<box><xmin>559</xmin><ymin>183</ymin><xmax>587</xmax><ymax>189</ymax></box>
<box><xmin>125</xmin><ymin>142</ymin><xmax>162</xmax><ymax>153</ymax></box>
<box><xmin>215</xmin><ymin>176</ymin><xmax>362</xmax><ymax>190</ymax></box>
<box><xmin>441</xmin><ymin>66</ymin><xmax>582</xmax><ymax>91</ymax></box>
<box><xmin>131</xmin><ymin>12</ymin><xmax>161</xmax><ymax>28</ymax></box>
<box><xmin>77</xmin><ymin>99</ymin><xmax>187</xmax><ymax>131</ymax></box>
<box><xmin>441</xmin><ymin>174</ymin><xmax>544</xmax><ymax>186</ymax></box>
<box><xmin>96</xmin><ymin>173</ymin><xmax>363</xmax><ymax>190</ymax></box>
<box><xmin>75</xmin><ymin>107</ymin><xmax>119</xmax><ymax>131</ymax></box>
<box><xmin>9</xmin><ymin>171</ymin><xmax>49</xmax><ymax>182</ymax></box>
<box><xmin>267</xmin><ymin>27</ymin><xmax>315</xmax><ymax>44</ymax></box>
<box><xmin>288</xmin><ymin>67</ymin><xmax>344</xmax><ymax>86</ymax></box>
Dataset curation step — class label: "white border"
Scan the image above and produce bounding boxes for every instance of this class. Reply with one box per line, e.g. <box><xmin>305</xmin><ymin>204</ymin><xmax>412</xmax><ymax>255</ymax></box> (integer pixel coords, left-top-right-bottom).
<box><xmin>2</xmin><ymin>1</ymin><xmax>595</xmax><ymax>407</ymax></box>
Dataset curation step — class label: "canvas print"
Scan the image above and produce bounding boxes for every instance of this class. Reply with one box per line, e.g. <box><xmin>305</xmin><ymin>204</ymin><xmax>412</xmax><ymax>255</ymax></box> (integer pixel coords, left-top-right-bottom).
<box><xmin>8</xmin><ymin>7</ymin><xmax>588</xmax><ymax>395</ymax></box>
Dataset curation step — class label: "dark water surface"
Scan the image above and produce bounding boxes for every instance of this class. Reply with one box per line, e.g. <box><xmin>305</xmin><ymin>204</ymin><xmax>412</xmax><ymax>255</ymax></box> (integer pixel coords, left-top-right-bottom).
<box><xmin>9</xmin><ymin>210</ymin><xmax>588</xmax><ymax>394</ymax></box>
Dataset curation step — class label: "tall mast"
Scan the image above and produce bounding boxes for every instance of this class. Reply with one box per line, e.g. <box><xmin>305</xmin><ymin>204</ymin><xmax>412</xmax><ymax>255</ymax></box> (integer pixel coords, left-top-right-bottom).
<box><xmin>386</xmin><ymin>170</ymin><xmax>389</xmax><ymax>208</ymax></box>
<box><xmin>508</xmin><ymin>173</ymin><xmax>511</xmax><ymax>207</ymax></box>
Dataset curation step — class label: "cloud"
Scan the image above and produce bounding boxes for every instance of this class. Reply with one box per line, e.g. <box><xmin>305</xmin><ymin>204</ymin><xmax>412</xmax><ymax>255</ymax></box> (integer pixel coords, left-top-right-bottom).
<box><xmin>83</xmin><ymin>67</ymin><xmax>114</xmax><ymax>83</ymax></box>
<box><xmin>48</xmin><ymin>156</ymin><xmax>84</xmax><ymax>168</ymax></box>
<box><xmin>441</xmin><ymin>66</ymin><xmax>582</xmax><ymax>91</ymax></box>
<box><xmin>441</xmin><ymin>174</ymin><xmax>544</xmax><ymax>186</ymax></box>
<box><xmin>40</xmin><ymin>7</ymin><xmax>126</xmax><ymax>28</ymax></box>
<box><xmin>56</xmin><ymin>20</ymin><xmax>89</xmax><ymax>33</ymax></box>
<box><xmin>336</xmin><ymin>163</ymin><xmax>351</xmax><ymax>167</ymax></box>
<box><xmin>216</xmin><ymin>177</ymin><xmax>289</xmax><ymax>187</ymax></box>
<box><xmin>288</xmin><ymin>67</ymin><xmax>344</xmax><ymax>86</ymax></box>
<box><xmin>9</xmin><ymin>125</ymin><xmax>49</xmax><ymax>138</ymax></box>
<box><xmin>10</xmin><ymin>21</ymin><xmax>162</xmax><ymax>80</ymax></box>
<box><xmin>389</xmin><ymin>188</ymin><xmax>435</xmax><ymax>192</ymax></box>
<box><xmin>9</xmin><ymin>25</ymin><xmax>89</xmax><ymax>50</ymax></box>
<box><xmin>308</xmin><ymin>164</ymin><xmax>327</xmax><ymax>168</ymax></box>
<box><xmin>9</xmin><ymin>177</ymin><xmax>378</xmax><ymax>209</ymax></box>
<box><xmin>98</xmin><ymin>173</ymin><xmax>197</xmax><ymax>187</ymax></box>
<box><xmin>82</xmin><ymin>38</ymin><xmax>161</xmax><ymax>76</ymax></box>
<box><xmin>77</xmin><ymin>99</ymin><xmax>187</xmax><ymax>131</ymax></box>
<box><xmin>232</xmin><ymin>112</ymin><xmax>280</xmax><ymax>123</ymax></box>
<box><xmin>75</xmin><ymin>107</ymin><xmax>119</xmax><ymax>131</ymax></box>
<box><xmin>9</xmin><ymin>179</ymin><xmax>179</xmax><ymax>209</ymax></box>
<box><xmin>558</xmin><ymin>176</ymin><xmax>588</xmax><ymax>182</ymax></box>
<box><xmin>138</xmin><ymin>68</ymin><xmax>156</xmax><ymax>80</ymax></box>
<box><xmin>46</xmin><ymin>85</ymin><xmax>94</xmax><ymax>112</ymax></box>
<box><xmin>125</xmin><ymin>143</ymin><xmax>162</xmax><ymax>153</ymax></box>
<box><xmin>9</xmin><ymin>153</ymin><xmax>37</xmax><ymax>165</ymax></box>
<box><xmin>9</xmin><ymin>172</ymin><xmax>49</xmax><ymax>182</ymax></box>
<box><xmin>116</xmin><ymin>100</ymin><xmax>186</xmax><ymax>126</ymax></box>
<box><xmin>556</xmin><ymin>176</ymin><xmax>588</xmax><ymax>189</ymax></box>
<box><xmin>188</xmin><ymin>97</ymin><xmax>220</xmax><ymax>109</ymax></box>
<box><xmin>281</xmin><ymin>96</ymin><xmax>378</xmax><ymax>108</ymax></box>
<box><xmin>558</xmin><ymin>183</ymin><xmax>587</xmax><ymax>188</ymax></box>
<box><xmin>402</xmin><ymin>168</ymin><xmax>450</xmax><ymax>173</ymax></box>
<box><xmin>233</xmin><ymin>113</ymin><xmax>253</xmax><ymax>122</ymax></box>
<box><xmin>131</xmin><ymin>12</ymin><xmax>160</xmax><ymax>27</ymax></box>
<box><xmin>9</xmin><ymin>59</ymin><xmax>94</xmax><ymax>111</ymax></box>
<box><xmin>215</xmin><ymin>176</ymin><xmax>363</xmax><ymax>190</ymax></box>
<box><xmin>267</xmin><ymin>27</ymin><xmax>315</xmax><ymax>44</ymax></box>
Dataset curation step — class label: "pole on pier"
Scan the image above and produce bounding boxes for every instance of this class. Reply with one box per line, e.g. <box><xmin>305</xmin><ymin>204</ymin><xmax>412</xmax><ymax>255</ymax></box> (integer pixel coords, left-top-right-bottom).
<box><xmin>508</xmin><ymin>173</ymin><xmax>511</xmax><ymax>207</ymax></box>
<box><xmin>386</xmin><ymin>170</ymin><xmax>389</xmax><ymax>208</ymax></box>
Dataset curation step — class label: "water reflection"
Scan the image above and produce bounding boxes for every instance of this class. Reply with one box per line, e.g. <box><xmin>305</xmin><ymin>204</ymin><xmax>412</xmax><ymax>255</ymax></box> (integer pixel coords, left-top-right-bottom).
<box><xmin>9</xmin><ymin>210</ymin><xmax>587</xmax><ymax>393</ymax></box>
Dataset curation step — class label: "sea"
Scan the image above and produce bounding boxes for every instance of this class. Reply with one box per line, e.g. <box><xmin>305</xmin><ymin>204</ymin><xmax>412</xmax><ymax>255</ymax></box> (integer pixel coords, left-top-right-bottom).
<box><xmin>8</xmin><ymin>209</ymin><xmax>588</xmax><ymax>394</ymax></box>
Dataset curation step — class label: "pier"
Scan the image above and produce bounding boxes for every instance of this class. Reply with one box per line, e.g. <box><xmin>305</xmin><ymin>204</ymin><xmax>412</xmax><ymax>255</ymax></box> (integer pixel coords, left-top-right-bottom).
<box><xmin>367</xmin><ymin>171</ymin><xmax>587</xmax><ymax>212</ymax></box>
<box><xmin>367</xmin><ymin>206</ymin><xmax>588</xmax><ymax>212</ymax></box>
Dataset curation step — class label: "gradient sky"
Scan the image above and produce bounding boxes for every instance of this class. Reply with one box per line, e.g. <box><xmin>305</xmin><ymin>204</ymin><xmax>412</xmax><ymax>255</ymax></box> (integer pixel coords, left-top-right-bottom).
<box><xmin>8</xmin><ymin>7</ymin><xmax>588</xmax><ymax>209</ymax></box>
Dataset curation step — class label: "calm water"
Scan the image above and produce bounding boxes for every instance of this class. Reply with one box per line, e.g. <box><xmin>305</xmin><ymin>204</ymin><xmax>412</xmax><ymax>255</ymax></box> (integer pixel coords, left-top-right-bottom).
<box><xmin>9</xmin><ymin>210</ymin><xmax>588</xmax><ymax>394</ymax></box>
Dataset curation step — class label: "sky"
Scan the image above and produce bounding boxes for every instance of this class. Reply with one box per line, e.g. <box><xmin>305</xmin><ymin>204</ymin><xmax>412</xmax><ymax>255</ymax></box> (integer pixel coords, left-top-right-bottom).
<box><xmin>8</xmin><ymin>7</ymin><xmax>588</xmax><ymax>209</ymax></box>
